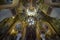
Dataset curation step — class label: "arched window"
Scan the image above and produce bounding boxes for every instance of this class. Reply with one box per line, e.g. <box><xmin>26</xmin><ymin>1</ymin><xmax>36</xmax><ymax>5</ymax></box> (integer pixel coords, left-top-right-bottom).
<box><xmin>15</xmin><ymin>23</ymin><xmax>22</xmax><ymax>31</ymax></box>
<box><xmin>5</xmin><ymin>0</ymin><xmax>13</xmax><ymax>4</ymax></box>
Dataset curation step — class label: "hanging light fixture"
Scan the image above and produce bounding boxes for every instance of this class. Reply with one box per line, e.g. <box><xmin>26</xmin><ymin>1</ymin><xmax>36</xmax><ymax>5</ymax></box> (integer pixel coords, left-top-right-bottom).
<box><xmin>26</xmin><ymin>8</ymin><xmax>37</xmax><ymax>16</ymax></box>
<box><xmin>27</xmin><ymin>17</ymin><xmax>35</xmax><ymax>25</ymax></box>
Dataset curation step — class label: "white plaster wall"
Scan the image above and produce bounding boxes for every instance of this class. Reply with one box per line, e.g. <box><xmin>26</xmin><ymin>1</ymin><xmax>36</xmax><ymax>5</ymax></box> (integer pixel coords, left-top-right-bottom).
<box><xmin>50</xmin><ymin>8</ymin><xmax>60</xmax><ymax>19</ymax></box>
<box><xmin>0</xmin><ymin>9</ymin><xmax>13</xmax><ymax>22</ymax></box>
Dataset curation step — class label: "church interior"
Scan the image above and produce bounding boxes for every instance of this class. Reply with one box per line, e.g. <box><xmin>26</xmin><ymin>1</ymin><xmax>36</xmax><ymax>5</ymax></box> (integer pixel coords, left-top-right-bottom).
<box><xmin>0</xmin><ymin>0</ymin><xmax>60</xmax><ymax>40</ymax></box>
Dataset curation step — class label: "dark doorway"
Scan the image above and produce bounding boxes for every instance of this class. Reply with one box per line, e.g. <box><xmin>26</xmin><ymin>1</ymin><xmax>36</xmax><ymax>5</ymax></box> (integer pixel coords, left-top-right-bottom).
<box><xmin>25</xmin><ymin>25</ymin><xmax>36</xmax><ymax>40</ymax></box>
